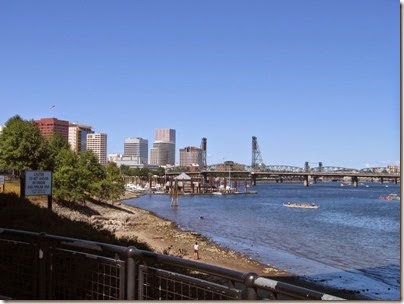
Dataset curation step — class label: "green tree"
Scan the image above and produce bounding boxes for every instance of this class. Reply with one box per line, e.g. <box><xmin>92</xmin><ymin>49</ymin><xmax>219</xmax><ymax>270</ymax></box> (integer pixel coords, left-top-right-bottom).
<box><xmin>46</xmin><ymin>133</ymin><xmax>70</xmax><ymax>171</ymax></box>
<box><xmin>53</xmin><ymin>149</ymin><xmax>88</xmax><ymax>203</ymax></box>
<box><xmin>95</xmin><ymin>162</ymin><xmax>125</xmax><ymax>202</ymax></box>
<box><xmin>77</xmin><ymin>150</ymin><xmax>106</xmax><ymax>198</ymax></box>
<box><xmin>119</xmin><ymin>164</ymin><xmax>133</xmax><ymax>176</ymax></box>
<box><xmin>0</xmin><ymin>115</ymin><xmax>49</xmax><ymax>175</ymax></box>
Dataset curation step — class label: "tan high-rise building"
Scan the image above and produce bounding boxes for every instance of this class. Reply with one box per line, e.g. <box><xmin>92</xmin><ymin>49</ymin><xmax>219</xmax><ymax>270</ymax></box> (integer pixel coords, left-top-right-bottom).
<box><xmin>180</xmin><ymin>146</ymin><xmax>203</xmax><ymax>167</ymax></box>
<box><xmin>35</xmin><ymin>117</ymin><xmax>69</xmax><ymax>140</ymax></box>
<box><xmin>150</xmin><ymin>129</ymin><xmax>176</xmax><ymax>166</ymax></box>
<box><xmin>68</xmin><ymin>123</ymin><xmax>94</xmax><ymax>154</ymax></box>
<box><xmin>150</xmin><ymin>142</ymin><xmax>175</xmax><ymax>166</ymax></box>
<box><xmin>87</xmin><ymin>133</ymin><xmax>107</xmax><ymax>165</ymax></box>
<box><xmin>155</xmin><ymin>128</ymin><xmax>176</xmax><ymax>143</ymax></box>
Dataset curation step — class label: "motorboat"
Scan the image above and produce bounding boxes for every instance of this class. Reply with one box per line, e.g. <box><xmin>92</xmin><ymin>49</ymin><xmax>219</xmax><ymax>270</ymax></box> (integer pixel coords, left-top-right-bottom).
<box><xmin>378</xmin><ymin>193</ymin><xmax>400</xmax><ymax>201</ymax></box>
<box><xmin>283</xmin><ymin>202</ymin><xmax>319</xmax><ymax>209</ymax></box>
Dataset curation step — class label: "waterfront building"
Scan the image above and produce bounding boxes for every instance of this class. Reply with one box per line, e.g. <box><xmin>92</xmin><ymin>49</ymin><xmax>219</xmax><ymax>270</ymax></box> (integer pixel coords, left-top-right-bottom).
<box><xmin>124</xmin><ymin>137</ymin><xmax>148</xmax><ymax>164</ymax></box>
<box><xmin>179</xmin><ymin>146</ymin><xmax>203</xmax><ymax>168</ymax></box>
<box><xmin>87</xmin><ymin>133</ymin><xmax>107</xmax><ymax>165</ymax></box>
<box><xmin>35</xmin><ymin>117</ymin><xmax>69</xmax><ymax>141</ymax></box>
<box><xmin>387</xmin><ymin>165</ymin><xmax>400</xmax><ymax>174</ymax></box>
<box><xmin>150</xmin><ymin>129</ymin><xmax>176</xmax><ymax>166</ymax></box>
<box><xmin>68</xmin><ymin>123</ymin><xmax>94</xmax><ymax>154</ymax></box>
<box><xmin>108</xmin><ymin>153</ymin><xmax>149</xmax><ymax>169</ymax></box>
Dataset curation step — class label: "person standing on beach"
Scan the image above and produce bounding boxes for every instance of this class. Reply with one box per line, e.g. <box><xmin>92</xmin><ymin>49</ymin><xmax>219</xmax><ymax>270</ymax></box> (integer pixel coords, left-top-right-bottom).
<box><xmin>193</xmin><ymin>242</ymin><xmax>199</xmax><ymax>260</ymax></box>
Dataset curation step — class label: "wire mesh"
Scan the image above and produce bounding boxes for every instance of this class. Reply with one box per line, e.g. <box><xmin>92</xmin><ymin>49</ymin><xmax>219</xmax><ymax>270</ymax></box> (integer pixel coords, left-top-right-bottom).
<box><xmin>48</xmin><ymin>247</ymin><xmax>125</xmax><ymax>300</ymax></box>
<box><xmin>0</xmin><ymin>238</ymin><xmax>37</xmax><ymax>299</ymax></box>
<box><xmin>0</xmin><ymin>229</ymin><xmax>343</xmax><ymax>300</ymax></box>
<box><xmin>138</xmin><ymin>265</ymin><xmax>242</xmax><ymax>300</ymax></box>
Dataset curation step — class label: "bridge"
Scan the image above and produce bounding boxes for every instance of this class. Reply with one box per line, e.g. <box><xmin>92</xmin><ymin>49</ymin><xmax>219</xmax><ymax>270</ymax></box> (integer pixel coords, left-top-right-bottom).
<box><xmin>166</xmin><ymin>136</ymin><xmax>399</xmax><ymax>187</ymax></box>
<box><xmin>166</xmin><ymin>169</ymin><xmax>399</xmax><ymax>187</ymax></box>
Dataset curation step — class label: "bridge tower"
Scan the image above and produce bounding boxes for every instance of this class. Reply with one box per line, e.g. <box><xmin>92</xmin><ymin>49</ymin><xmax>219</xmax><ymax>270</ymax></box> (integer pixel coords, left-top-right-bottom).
<box><xmin>304</xmin><ymin>162</ymin><xmax>310</xmax><ymax>172</ymax></box>
<box><xmin>251</xmin><ymin>136</ymin><xmax>264</xmax><ymax>169</ymax></box>
<box><xmin>200</xmin><ymin>137</ymin><xmax>207</xmax><ymax>169</ymax></box>
<box><xmin>319</xmin><ymin>162</ymin><xmax>323</xmax><ymax>172</ymax></box>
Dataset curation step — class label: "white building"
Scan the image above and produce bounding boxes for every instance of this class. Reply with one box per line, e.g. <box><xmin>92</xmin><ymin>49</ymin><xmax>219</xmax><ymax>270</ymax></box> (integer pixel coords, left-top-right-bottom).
<box><xmin>108</xmin><ymin>153</ymin><xmax>149</xmax><ymax>169</ymax></box>
<box><xmin>68</xmin><ymin>123</ymin><xmax>94</xmax><ymax>154</ymax></box>
<box><xmin>87</xmin><ymin>133</ymin><xmax>107</xmax><ymax>165</ymax></box>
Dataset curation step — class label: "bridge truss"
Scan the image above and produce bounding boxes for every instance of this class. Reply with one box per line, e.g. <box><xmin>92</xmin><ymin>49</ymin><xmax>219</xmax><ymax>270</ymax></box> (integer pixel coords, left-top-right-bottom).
<box><xmin>205</xmin><ymin>164</ymin><xmax>359</xmax><ymax>173</ymax></box>
<box><xmin>310</xmin><ymin>166</ymin><xmax>358</xmax><ymax>173</ymax></box>
<box><xmin>168</xmin><ymin>164</ymin><xmax>391</xmax><ymax>174</ymax></box>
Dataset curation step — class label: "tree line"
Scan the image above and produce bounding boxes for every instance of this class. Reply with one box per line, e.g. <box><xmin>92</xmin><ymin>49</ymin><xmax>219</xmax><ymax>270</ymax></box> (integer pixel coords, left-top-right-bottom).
<box><xmin>0</xmin><ymin>115</ymin><xmax>125</xmax><ymax>203</ymax></box>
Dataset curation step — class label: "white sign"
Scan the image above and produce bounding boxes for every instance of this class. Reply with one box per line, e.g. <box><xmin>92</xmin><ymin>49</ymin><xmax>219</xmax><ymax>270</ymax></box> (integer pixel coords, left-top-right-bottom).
<box><xmin>25</xmin><ymin>171</ymin><xmax>52</xmax><ymax>196</ymax></box>
<box><xmin>0</xmin><ymin>176</ymin><xmax>4</xmax><ymax>185</ymax></box>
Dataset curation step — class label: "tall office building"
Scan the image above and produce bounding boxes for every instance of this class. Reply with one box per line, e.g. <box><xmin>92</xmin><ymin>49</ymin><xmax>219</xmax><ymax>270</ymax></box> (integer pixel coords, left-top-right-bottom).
<box><xmin>150</xmin><ymin>142</ymin><xmax>175</xmax><ymax>166</ymax></box>
<box><xmin>87</xmin><ymin>133</ymin><xmax>107</xmax><ymax>165</ymax></box>
<box><xmin>179</xmin><ymin>146</ymin><xmax>203</xmax><ymax>167</ymax></box>
<box><xmin>150</xmin><ymin>129</ymin><xmax>176</xmax><ymax>166</ymax></box>
<box><xmin>68</xmin><ymin>123</ymin><xmax>94</xmax><ymax>154</ymax></box>
<box><xmin>155</xmin><ymin>129</ymin><xmax>176</xmax><ymax>143</ymax></box>
<box><xmin>35</xmin><ymin>117</ymin><xmax>69</xmax><ymax>141</ymax></box>
<box><xmin>124</xmin><ymin>137</ymin><xmax>148</xmax><ymax>164</ymax></box>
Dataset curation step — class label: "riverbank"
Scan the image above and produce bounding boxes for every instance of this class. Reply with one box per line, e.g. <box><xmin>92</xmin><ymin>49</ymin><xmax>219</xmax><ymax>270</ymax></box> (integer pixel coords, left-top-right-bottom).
<box><xmin>45</xmin><ymin>191</ymin><xmax>363</xmax><ymax>299</ymax></box>
<box><xmin>50</xmin><ymin>190</ymin><xmax>287</xmax><ymax>276</ymax></box>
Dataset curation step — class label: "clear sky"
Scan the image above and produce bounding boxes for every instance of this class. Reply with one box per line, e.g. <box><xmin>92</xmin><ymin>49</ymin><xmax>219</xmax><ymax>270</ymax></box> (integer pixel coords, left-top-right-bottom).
<box><xmin>0</xmin><ymin>0</ymin><xmax>400</xmax><ymax>169</ymax></box>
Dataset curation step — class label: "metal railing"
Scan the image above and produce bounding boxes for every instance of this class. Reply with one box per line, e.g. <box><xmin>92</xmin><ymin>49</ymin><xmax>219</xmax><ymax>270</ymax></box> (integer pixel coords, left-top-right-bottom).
<box><xmin>0</xmin><ymin>228</ymin><xmax>344</xmax><ymax>300</ymax></box>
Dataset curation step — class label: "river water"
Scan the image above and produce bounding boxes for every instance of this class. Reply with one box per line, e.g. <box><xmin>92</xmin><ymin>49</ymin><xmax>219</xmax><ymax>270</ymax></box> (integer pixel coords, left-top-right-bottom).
<box><xmin>124</xmin><ymin>182</ymin><xmax>400</xmax><ymax>300</ymax></box>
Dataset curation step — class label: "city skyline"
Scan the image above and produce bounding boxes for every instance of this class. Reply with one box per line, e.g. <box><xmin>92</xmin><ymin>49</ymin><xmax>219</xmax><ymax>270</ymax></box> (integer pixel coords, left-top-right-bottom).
<box><xmin>0</xmin><ymin>0</ymin><xmax>399</xmax><ymax>169</ymax></box>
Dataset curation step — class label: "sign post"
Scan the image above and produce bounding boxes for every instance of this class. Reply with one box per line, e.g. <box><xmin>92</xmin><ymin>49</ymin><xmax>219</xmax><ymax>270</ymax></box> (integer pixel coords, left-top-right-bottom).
<box><xmin>24</xmin><ymin>171</ymin><xmax>53</xmax><ymax>210</ymax></box>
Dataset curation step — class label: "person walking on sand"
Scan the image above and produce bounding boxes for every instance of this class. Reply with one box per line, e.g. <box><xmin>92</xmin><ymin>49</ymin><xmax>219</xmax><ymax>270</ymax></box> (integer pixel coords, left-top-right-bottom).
<box><xmin>193</xmin><ymin>242</ymin><xmax>199</xmax><ymax>260</ymax></box>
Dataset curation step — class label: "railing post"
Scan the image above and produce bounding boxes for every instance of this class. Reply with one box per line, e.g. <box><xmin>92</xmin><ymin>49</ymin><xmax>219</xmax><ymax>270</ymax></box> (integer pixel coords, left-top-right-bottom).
<box><xmin>126</xmin><ymin>247</ymin><xmax>136</xmax><ymax>300</ymax></box>
<box><xmin>242</xmin><ymin>272</ymin><xmax>258</xmax><ymax>300</ymax></box>
<box><xmin>37</xmin><ymin>232</ymin><xmax>48</xmax><ymax>300</ymax></box>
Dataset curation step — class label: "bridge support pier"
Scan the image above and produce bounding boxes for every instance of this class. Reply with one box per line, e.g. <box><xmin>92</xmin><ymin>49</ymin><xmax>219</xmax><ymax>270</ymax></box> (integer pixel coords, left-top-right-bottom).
<box><xmin>303</xmin><ymin>176</ymin><xmax>309</xmax><ymax>187</ymax></box>
<box><xmin>202</xmin><ymin>172</ymin><xmax>208</xmax><ymax>184</ymax></box>
<box><xmin>395</xmin><ymin>178</ymin><xmax>398</xmax><ymax>184</ymax></box>
<box><xmin>351</xmin><ymin>176</ymin><xmax>359</xmax><ymax>187</ymax></box>
<box><xmin>251</xmin><ymin>174</ymin><xmax>257</xmax><ymax>186</ymax></box>
<box><xmin>380</xmin><ymin>177</ymin><xmax>384</xmax><ymax>184</ymax></box>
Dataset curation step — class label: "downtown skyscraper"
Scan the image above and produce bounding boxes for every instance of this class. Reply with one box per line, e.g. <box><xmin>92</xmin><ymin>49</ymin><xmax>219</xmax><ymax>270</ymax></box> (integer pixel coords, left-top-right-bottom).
<box><xmin>150</xmin><ymin>128</ymin><xmax>176</xmax><ymax>166</ymax></box>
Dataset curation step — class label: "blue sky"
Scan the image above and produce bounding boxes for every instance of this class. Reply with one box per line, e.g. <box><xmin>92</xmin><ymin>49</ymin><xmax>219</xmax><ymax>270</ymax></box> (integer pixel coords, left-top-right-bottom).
<box><xmin>0</xmin><ymin>0</ymin><xmax>399</xmax><ymax>169</ymax></box>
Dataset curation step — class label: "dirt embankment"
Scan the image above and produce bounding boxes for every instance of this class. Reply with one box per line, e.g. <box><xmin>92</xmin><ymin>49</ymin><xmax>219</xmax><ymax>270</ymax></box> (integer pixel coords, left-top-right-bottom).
<box><xmin>50</xmin><ymin>191</ymin><xmax>287</xmax><ymax>277</ymax></box>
